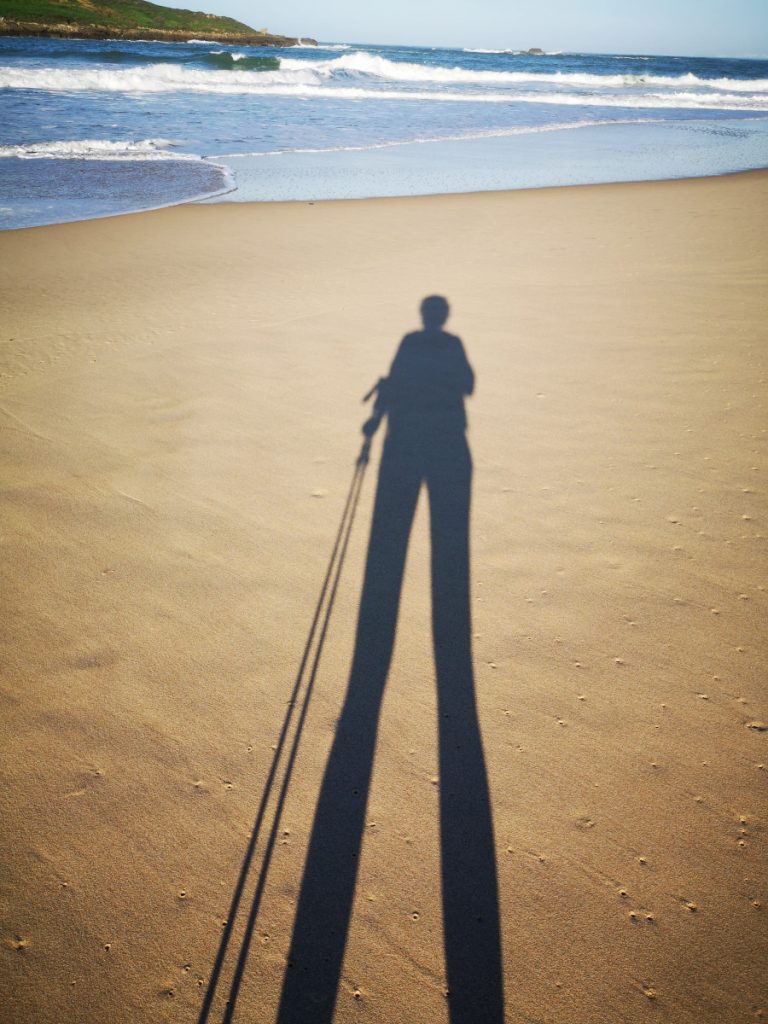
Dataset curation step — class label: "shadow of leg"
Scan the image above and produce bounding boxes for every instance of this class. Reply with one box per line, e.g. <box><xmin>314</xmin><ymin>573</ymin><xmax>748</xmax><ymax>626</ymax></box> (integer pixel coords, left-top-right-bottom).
<box><xmin>429</xmin><ymin>441</ymin><xmax>505</xmax><ymax>1023</ymax></box>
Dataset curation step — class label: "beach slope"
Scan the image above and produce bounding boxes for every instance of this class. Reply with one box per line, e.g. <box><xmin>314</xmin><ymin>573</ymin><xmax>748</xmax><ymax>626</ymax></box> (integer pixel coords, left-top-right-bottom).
<box><xmin>1</xmin><ymin>173</ymin><xmax>767</xmax><ymax>1023</ymax></box>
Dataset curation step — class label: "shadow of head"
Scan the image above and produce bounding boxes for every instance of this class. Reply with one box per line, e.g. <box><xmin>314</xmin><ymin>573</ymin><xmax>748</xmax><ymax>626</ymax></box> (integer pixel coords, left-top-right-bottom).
<box><xmin>421</xmin><ymin>294</ymin><xmax>450</xmax><ymax>330</ymax></box>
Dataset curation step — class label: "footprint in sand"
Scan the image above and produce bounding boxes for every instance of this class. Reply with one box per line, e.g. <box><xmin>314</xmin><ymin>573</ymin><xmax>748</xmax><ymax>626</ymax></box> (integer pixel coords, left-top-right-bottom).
<box><xmin>574</xmin><ymin>815</ymin><xmax>596</xmax><ymax>831</ymax></box>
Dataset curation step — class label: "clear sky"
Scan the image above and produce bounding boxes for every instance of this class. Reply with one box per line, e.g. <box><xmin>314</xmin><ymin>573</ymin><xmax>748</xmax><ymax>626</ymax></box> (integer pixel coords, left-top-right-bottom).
<box><xmin>171</xmin><ymin>0</ymin><xmax>768</xmax><ymax>57</ymax></box>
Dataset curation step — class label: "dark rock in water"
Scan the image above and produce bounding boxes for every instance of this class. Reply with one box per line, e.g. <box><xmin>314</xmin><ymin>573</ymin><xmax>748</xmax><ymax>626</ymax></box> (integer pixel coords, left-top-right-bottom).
<box><xmin>524</xmin><ymin>47</ymin><xmax>545</xmax><ymax>55</ymax></box>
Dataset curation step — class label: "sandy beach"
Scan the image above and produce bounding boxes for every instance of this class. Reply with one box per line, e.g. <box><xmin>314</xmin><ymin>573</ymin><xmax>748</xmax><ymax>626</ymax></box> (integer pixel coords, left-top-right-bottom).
<box><xmin>1</xmin><ymin>171</ymin><xmax>767</xmax><ymax>1023</ymax></box>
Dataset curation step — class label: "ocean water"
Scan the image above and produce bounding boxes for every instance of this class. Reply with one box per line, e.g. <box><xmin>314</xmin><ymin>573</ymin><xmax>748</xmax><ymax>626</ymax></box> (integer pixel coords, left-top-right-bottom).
<box><xmin>1</xmin><ymin>37</ymin><xmax>767</xmax><ymax>228</ymax></box>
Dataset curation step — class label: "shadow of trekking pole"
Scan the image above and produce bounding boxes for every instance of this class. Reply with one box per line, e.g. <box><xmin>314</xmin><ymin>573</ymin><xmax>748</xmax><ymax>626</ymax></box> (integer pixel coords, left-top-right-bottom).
<box><xmin>197</xmin><ymin>409</ymin><xmax>378</xmax><ymax>1024</ymax></box>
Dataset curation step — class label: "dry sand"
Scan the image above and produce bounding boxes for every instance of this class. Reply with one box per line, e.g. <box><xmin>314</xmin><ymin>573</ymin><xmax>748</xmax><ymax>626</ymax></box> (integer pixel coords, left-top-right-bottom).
<box><xmin>1</xmin><ymin>172</ymin><xmax>767</xmax><ymax>1023</ymax></box>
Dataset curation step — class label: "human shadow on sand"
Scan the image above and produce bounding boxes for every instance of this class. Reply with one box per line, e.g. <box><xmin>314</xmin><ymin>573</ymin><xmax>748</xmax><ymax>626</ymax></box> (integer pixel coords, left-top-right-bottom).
<box><xmin>275</xmin><ymin>296</ymin><xmax>504</xmax><ymax>1023</ymax></box>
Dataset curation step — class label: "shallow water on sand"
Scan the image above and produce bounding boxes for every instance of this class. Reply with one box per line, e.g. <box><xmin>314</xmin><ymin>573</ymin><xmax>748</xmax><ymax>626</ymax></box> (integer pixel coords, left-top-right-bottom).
<box><xmin>1</xmin><ymin>37</ymin><xmax>767</xmax><ymax>227</ymax></box>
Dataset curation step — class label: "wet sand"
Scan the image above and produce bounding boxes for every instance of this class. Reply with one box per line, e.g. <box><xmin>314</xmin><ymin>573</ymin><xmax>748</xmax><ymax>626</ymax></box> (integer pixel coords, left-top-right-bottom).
<box><xmin>1</xmin><ymin>172</ymin><xmax>767</xmax><ymax>1023</ymax></box>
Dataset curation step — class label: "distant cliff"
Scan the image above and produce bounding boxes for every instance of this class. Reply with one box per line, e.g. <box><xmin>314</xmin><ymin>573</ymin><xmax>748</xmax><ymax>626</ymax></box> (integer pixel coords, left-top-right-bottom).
<box><xmin>0</xmin><ymin>0</ymin><xmax>316</xmax><ymax>46</ymax></box>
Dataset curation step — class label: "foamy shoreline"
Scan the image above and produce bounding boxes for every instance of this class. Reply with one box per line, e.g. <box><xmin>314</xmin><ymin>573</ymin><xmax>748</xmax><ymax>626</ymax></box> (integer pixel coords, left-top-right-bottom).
<box><xmin>4</xmin><ymin>120</ymin><xmax>768</xmax><ymax>231</ymax></box>
<box><xmin>1</xmin><ymin>173</ymin><xmax>766</xmax><ymax>1023</ymax></box>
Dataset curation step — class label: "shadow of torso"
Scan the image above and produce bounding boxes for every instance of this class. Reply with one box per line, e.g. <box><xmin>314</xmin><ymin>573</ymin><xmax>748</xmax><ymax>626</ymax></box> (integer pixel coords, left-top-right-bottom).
<box><xmin>275</xmin><ymin>324</ymin><xmax>504</xmax><ymax>1024</ymax></box>
<box><xmin>382</xmin><ymin>326</ymin><xmax>473</xmax><ymax>442</ymax></box>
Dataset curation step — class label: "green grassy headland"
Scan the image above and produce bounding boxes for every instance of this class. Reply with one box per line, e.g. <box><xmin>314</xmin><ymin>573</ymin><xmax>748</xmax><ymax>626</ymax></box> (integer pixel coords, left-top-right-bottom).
<box><xmin>0</xmin><ymin>0</ymin><xmax>314</xmax><ymax>45</ymax></box>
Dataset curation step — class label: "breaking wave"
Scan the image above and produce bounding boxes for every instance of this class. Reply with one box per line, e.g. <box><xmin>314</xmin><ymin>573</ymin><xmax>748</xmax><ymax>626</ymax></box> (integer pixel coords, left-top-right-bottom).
<box><xmin>203</xmin><ymin>51</ymin><xmax>279</xmax><ymax>71</ymax></box>
<box><xmin>0</xmin><ymin>138</ymin><xmax>198</xmax><ymax>160</ymax></box>
<box><xmin>278</xmin><ymin>51</ymin><xmax>768</xmax><ymax>91</ymax></box>
<box><xmin>2</xmin><ymin>62</ymin><xmax>767</xmax><ymax>111</ymax></box>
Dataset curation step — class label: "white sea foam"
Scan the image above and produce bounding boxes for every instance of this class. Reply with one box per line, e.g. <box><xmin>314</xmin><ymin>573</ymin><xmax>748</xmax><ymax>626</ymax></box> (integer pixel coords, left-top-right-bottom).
<box><xmin>500</xmin><ymin>89</ymin><xmax>768</xmax><ymax>110</ymax></box>
<box><xmin>279</xmin><ymin>51</ymin><xmax>768</xmax><ymax>91</ymax></box>
<box><xmin>2</xmin><ymin>62</ymin><xmax>767</xmax><ymax>111</ymax></box>
<box><xmin>10</xmin><ymin>48</ymin><xmax>765</xmax><ymax>95</ymax></box>
<box><xmin>116</xmin><ymin>38</ymin><xmax>177</xmax><ymax>44</ymax></box>
<box><xmin>0</xmin><ymin>64</ymin><xmax>321</xmax><ymax>91</ymax></box>
<box><xmin>0</xmin><ymin>138</ymin><xmax>200</xmax><ymax>160</ymax></box>
<box><xmin>208</xmin><ymin>50</ymin><xmax>264</xmax><ymax>61</ymax></box>
<box><xmin>283</xmin><ymin>50</ymin><xmax>542</xmax><ymax>82</ymax></box>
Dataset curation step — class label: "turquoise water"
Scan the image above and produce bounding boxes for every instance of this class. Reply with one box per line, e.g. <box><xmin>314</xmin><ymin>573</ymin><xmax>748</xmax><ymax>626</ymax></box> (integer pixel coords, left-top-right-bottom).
<box><xmin>1</xmin><ymin>37</ymin><xmax>767</xmax><ymax>228</ymax></box>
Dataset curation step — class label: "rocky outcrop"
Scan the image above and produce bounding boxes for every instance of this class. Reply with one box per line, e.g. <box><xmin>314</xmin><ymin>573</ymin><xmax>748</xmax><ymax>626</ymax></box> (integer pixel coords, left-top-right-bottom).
<box><xmin>0</xmin><ymin>19</ymin><xmax>316</xmax><ymax>47</ymax></box>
